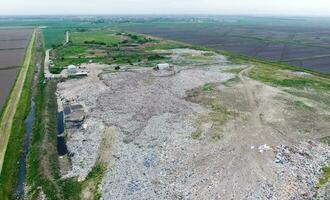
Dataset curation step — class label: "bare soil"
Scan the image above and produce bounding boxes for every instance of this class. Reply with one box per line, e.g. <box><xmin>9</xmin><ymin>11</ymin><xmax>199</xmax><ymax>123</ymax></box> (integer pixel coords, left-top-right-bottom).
<box><xmin>0</xmin><ymin>68</ymin><xmax>18</xmax><ymax>110</ymax></box>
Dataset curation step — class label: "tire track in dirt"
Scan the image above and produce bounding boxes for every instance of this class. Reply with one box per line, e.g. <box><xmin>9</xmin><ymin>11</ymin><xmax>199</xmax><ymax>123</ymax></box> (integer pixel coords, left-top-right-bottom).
<box><xmin>239</xmin><ymin>66</ymin><xmax>298</xmax><ymax>143</ymax></box>
<box><xmin>218</xmin><ymin>66</ymin><xmax>293</xmax><ymax>198</ymax></box>
<box><xmin>238</xmin><ymin>66</ymin><xmax>263</xmax><ymax>129</ymax></box>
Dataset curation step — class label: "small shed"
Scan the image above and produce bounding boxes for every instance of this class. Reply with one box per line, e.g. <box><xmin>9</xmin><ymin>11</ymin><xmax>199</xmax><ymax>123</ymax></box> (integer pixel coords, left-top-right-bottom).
<box><xmin>67</xmin><ymin>65</ymin><xmax>78</xmax><ymax>74</ymax></box>
<box><xmin>155</xmin><ymin>63</ymin><xmax>172</xmax><ymax>70</ymax></box>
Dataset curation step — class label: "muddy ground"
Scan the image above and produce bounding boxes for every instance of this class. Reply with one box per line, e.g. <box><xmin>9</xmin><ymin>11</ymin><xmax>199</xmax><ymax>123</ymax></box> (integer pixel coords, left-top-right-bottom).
<box><xmin>57</xmin><ymin>48</ymin><xmax>330</xmax><ymax>199</ymax></box>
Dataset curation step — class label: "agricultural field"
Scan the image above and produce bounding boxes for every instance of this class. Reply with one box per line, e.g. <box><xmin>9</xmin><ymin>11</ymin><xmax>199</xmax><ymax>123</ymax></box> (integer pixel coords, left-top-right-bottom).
<box><xmin>0</xmin><ymin>28</ymin><xmax>34</xmax><ymax>111</ymax></box>
<box><xmin>42</xmin><ymin>27</ymin><xmax>69</xmax><ymax>48</ymax></box>
<box><xmin>4</xmin><ymin>16</ymin><xmax>330</xmax><ymax>73</ymax></box>
<box><xmin>117</xmin><ymin>16</ymin><xmax>330</xmax><ymax>73</ymax></box>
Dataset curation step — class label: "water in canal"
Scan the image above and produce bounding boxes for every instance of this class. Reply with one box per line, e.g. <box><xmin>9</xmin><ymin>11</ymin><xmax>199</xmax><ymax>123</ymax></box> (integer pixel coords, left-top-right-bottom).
<box><xmin>57</xmin><ymin>111</ymin><xmax>68</xmax><ymax>156</ymax></box>
<box><xmin>14</xmin><ymin>98</ymin><xmax>35</xmax><ymax>198</ymax></box>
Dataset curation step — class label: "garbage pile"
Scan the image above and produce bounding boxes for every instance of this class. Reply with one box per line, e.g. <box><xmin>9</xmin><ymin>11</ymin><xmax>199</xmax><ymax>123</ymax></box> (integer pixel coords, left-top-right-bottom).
<box><xmin>272</xmin><ymin>141</ymin><xmax>329</xmax><ymax>199</ymax></box>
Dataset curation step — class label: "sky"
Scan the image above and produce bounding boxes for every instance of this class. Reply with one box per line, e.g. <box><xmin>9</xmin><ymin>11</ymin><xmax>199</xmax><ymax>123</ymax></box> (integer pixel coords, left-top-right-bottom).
<box><xmin>1</xmin><ymin>0</ymin><xmax>330</xmax><ymax>16</ymax></box>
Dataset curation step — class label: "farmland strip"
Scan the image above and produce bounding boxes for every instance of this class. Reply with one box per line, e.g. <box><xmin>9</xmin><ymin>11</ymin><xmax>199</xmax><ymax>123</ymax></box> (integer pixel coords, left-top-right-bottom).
<box><xmin>0</xmin><ymin>29</ymin><xmax>36</xmax><ymax>174</ymax></box>
<box><xmin>284</xmin><ymin>54</ymin><xmax>330</xmax><ymax>62</ymax></box>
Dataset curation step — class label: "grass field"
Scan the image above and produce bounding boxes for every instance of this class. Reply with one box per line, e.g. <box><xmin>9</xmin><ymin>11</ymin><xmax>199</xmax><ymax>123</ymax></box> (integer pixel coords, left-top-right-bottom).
<box><xmin>70</xmin><ymin>31</ymin><xmax>122</xmax><ymax>46</ymax></box>
<box><xmin>248</xmin><ymin>63</ymin><xmax>330</xmax><ymax>91</ymax></box>
<box><xmin>42</xmin><ymin>28</ymin><xmax>68</xmax><ymax>49</ymax></box>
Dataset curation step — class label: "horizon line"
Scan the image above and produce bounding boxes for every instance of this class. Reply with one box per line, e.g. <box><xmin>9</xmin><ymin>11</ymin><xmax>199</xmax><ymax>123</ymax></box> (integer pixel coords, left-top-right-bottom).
<box><xmin>1</xmin><ymin>14</ymin><xmax>330</xmax><ymax>18</ymax></box>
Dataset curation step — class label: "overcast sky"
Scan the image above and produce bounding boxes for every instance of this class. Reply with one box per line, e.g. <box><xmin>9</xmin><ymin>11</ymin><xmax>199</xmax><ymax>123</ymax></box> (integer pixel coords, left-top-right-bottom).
<box><xmin>1</xmin><ymin>0</ymin><xmax>330</xmax><ymax>16</ymax></box>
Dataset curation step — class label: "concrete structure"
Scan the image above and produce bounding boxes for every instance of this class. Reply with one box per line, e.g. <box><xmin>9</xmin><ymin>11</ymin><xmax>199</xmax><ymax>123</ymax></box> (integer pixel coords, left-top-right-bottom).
<box><xmin>69</xmin><ymin>72</ymin><xmax>88</xmax><ymax>77</ymax></box>
<box><xmin>154</xmin><ymin>63</ymin><xmax>172</xmax><ymax>70</ymax></box>
<box><xmin>64</xmin><ymin>103</ymin><xmax>85</xmax><ymax>128</ymax></box>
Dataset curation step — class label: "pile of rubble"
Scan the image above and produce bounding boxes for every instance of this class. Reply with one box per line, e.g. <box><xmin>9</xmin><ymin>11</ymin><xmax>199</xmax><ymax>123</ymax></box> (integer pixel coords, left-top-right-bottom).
<box><xmin>55</xmin><ymin>49</ymin><xmax>330</xmax><ymax>199</ymax></box>
<box><xmin>64</xmin><ymin>118</ymin><xmax>105</xmax><ymax>180</ymax></box>
<box><xmin>57</xmin><ymin>52</ymin><xmax>234</xmax><ymax>182</ymax></box>
<box><xmin>270</xmin><ymin>141</ymin><xmax>329</xmax><ymax>199</ymax></box>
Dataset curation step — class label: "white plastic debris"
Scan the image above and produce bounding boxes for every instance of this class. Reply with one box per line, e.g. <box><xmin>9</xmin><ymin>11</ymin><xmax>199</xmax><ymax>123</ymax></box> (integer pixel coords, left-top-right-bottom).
<box><xmin>258</xmin><ymin>144</ymin><xmax>272</xmax><ymax>153</ymax></box>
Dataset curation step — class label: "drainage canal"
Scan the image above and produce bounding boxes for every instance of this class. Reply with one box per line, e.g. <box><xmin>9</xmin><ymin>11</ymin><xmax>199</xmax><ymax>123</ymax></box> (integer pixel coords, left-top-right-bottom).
<box><xmin>14</xmin><ymin>98</ymin><xmax>35</xmax><ymax>198</ymax></box>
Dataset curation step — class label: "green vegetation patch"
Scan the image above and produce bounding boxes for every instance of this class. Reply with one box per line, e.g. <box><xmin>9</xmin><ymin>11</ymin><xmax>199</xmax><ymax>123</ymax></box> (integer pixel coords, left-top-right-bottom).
<box><xmin>285</xmin><ymin>90</ymin><xmax>330</xmax><ymax>109</ymax></box>
<box><xmin>43</xmin><ymin>28</ymin><xmax>68</xmax><ymax>49</ymax></box>
<box><xmin>248</xmin><ymin>63</ymin><xmax>330</xmax><ymax>112</ymax></box>
<box><xmin>191</xmin><ymin>129</ymin><xmax>203</xmax><ymax>140</ymax></box>
<box><xmin>144</xmin><ymin>42</ymin><xmax>189</xmax><ymax>50</ymax></box>
<box><xmin>320</xmin><ymin>136</ymin><xmax>330</xmax><ymax>145</ymax></box>
<box><xmin>49</xmin><ymin>30</ymin><xmax>171</xmax><ymax>73</ymax></box>
<box><xmin>51</xmin><ymin>46</ymin><xmax>169</xmax><ymax>74</ymax></box>
<box><xmin>121</xmin><ymin>33</ymin><xmax>154</xmax><ymax>44</ymax></box>
<box><xmin>201</xmin><ymin>83</ymin><xmax>216</xmax><ymax>92</ymax></box>
<box><xmin>249</xmin><ymin>64</ymin><xmax>330</xmax><ymax>92</ymax></box>
<box><xmin>56</xmin><ymin>45</ymin><xmax>88</xmax><ymax>58</ymax></box>
<box><xmin>71</xmin><ymin>32</ymin><xmax>122</xmax><ymax>46</ymax></box>
<box><xmin>27</xmin><ymin>79</ymin><xmax>63</xmax><ymax>200</ymax></box>
<box><xmin>293</xmin><ymin>100</ymin><xmax>313</xmax><ymax>111</ymax></box>
<box><xmin>223</xmin><ymin>67</ymin><xmax>246</xmax><ymax>74</ymax></box>
<box><xmin>61</xmin><ymin>164</ymin><xmax>106</xmax><ymax>200</ymax></box>
<box><xmin>317</xmin><ymin>166</ymin><xmax>330</xmax><ymax>188</ymax></box>
<box><xmin>272</xmin><ymin>78</ymin><xmax>330</xmax><ymax>91</ymax></box>
<box><xmin>223</xmin><ymin>76</ymin><xmax>240</xmax><ymax>87</ymax></box>
<box><xmin>184</xmin><ymin>55</ymin><xmax>213</xmax><ymax>61</ymax></box>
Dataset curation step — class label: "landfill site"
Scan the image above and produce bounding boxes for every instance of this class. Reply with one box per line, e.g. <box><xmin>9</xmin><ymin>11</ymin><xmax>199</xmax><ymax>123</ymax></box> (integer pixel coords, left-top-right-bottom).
<box><xmin>56</xmin><ymin>48</ymin><xmax>330</xmax><ymax>199</ymax></box>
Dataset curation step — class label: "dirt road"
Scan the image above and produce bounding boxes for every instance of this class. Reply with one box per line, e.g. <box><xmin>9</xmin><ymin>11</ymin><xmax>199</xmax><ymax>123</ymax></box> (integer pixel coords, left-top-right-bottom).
<box><xmin>44</xmin><ymin>30</ymin><xmax>69</xmax><ymax>79</ymax></box>
<box><xmin>64</xmin><ymin>31</ymin><xmax>69</xmax><ymax>46</ymax></box>
<box><xmin>44</xmin><ymin>49</ymin><xmax>51</xmax><ymax>77</ymax></box>
<box><xmin>44</xmin><ymin>48</ymin><xmax>63</xmax><ymax>79</ymax></box>
<box><xmin>0</xmin><ymin>30</ymin><xmax>36</xmax><ymax>174</ymax></box>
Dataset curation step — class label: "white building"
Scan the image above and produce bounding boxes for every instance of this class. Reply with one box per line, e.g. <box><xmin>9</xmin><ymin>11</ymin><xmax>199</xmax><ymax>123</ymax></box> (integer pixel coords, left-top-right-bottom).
<box><xmin>67</xmin><ymin>65</ymin><xmax>78</xmax><ymax>74</ymax></box>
